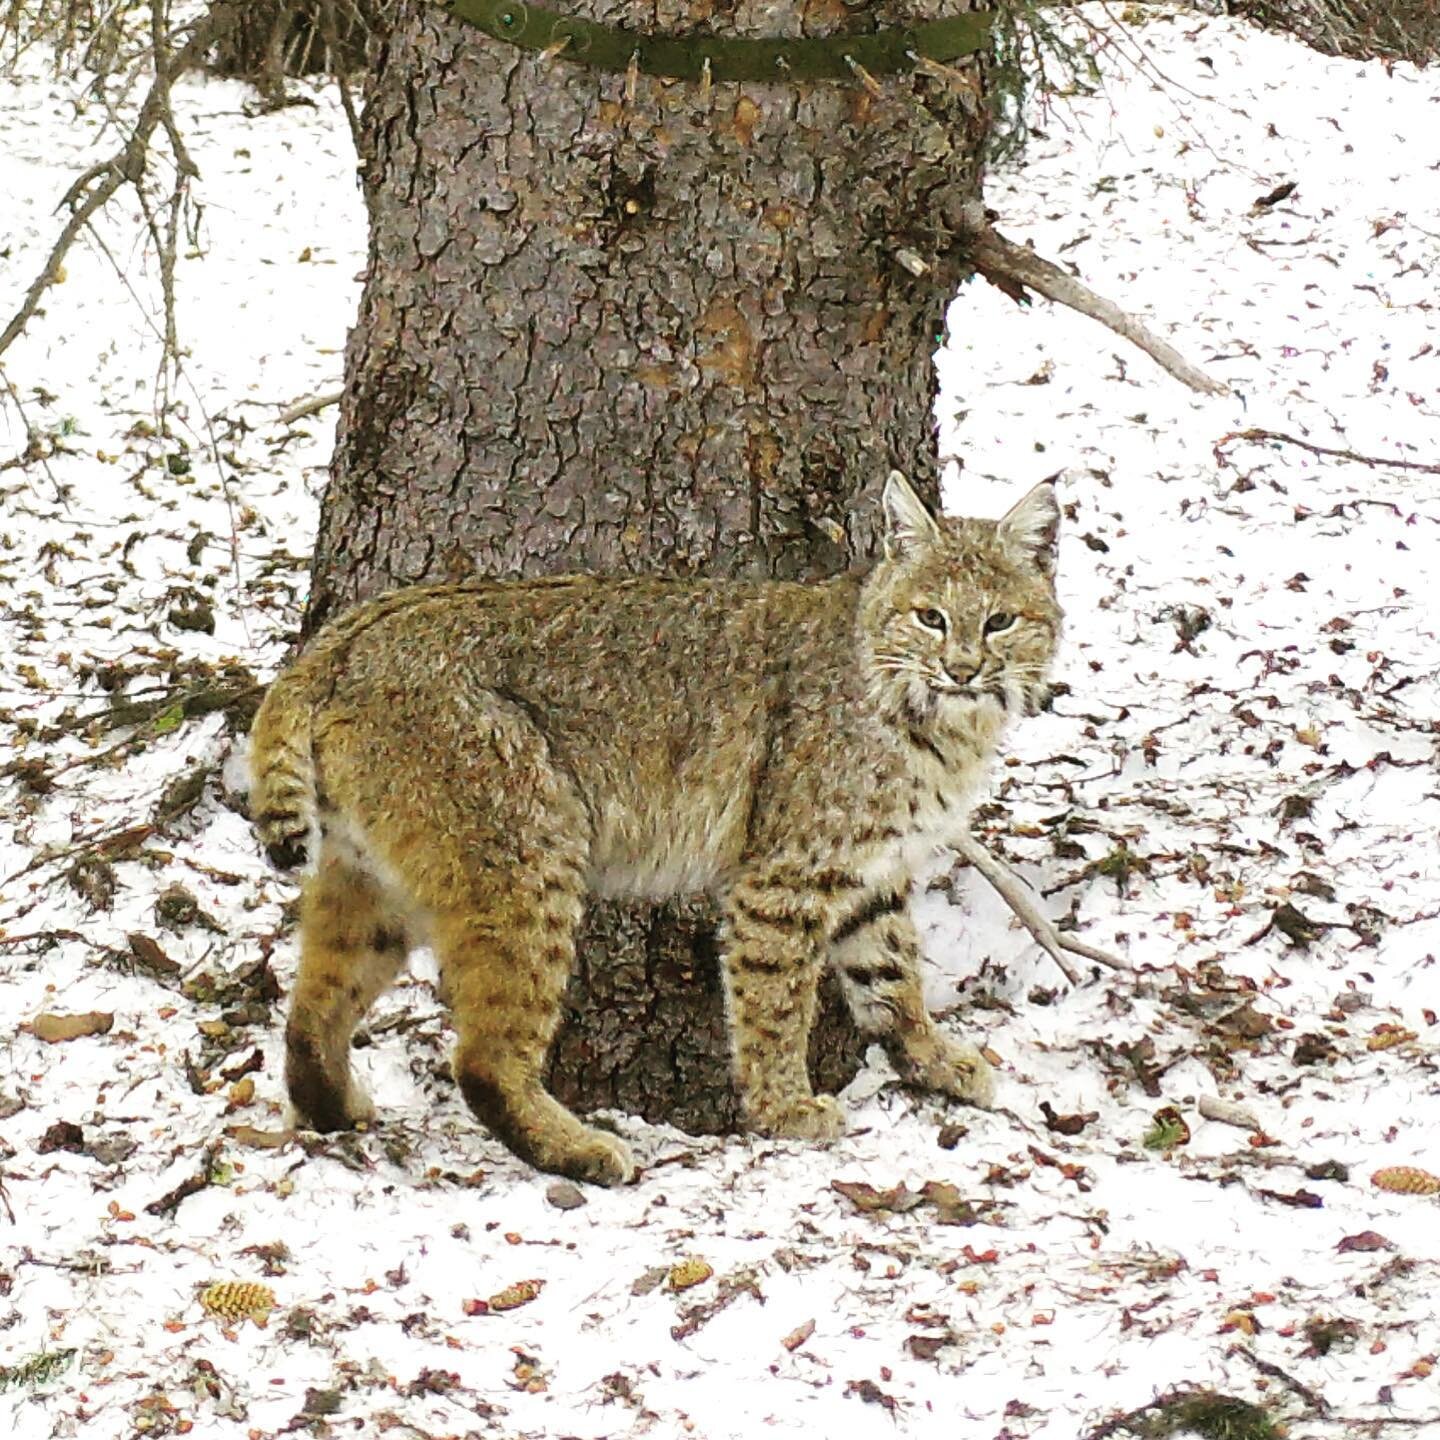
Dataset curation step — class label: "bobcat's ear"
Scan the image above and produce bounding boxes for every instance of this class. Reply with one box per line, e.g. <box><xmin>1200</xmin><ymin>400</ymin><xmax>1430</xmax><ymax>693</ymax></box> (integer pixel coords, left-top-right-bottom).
<box><xmin>998</xmin><ymin>481</ymin><xmax>1060</xmax><ymax>577</ymax></box>
<box><xmin>881</xmin><ymin>470</ymin><xmax>941</xmax><ymax>561</ymax></box>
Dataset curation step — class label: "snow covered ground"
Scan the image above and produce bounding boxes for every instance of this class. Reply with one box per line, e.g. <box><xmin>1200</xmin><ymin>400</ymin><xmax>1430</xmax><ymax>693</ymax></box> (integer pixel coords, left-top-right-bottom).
<box><xmin>2</xmin><ymin>7</ymin><xmax>1438</xmax><ymax>1437</ymax></box>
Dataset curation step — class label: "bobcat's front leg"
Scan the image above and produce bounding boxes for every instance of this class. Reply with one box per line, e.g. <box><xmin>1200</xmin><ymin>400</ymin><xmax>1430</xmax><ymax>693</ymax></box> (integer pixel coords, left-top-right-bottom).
<box><xmin>829</xmin><ymin>888</ymin><xmax>994</xmax><ymax>1108</ymax></box>
<box><xmin>720</xmin><ymin>873</ymin><xmax>844</xmax><ymax>1142</ymax></box>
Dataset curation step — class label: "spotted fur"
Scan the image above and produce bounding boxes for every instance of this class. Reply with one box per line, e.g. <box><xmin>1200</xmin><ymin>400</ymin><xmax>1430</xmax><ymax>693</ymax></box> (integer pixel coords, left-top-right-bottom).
<box><xmin>249</xmin><ymin>472</ymin><xmax>1062</xmax><ymax>1185</ymax></box>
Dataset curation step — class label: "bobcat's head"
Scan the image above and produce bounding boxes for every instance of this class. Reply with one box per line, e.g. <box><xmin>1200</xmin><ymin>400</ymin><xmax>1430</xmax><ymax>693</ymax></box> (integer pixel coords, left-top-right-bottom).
<box><xmin>860</xmin><ymin>471</ymin><xmax>1062</xmax><ymax>724</ymax></box>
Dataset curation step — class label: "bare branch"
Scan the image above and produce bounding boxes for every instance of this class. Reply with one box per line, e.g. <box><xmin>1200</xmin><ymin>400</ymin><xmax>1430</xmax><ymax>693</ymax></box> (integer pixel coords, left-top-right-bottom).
<box><xmin>1214</xmin><ymin>426</ymin><xmax>1440</xmax><ymax>475</ymax></box>
<box><xmin>277</xmin><ymin>388</ymin><xmax>344</xmax><ymax>425</ymax></box>
<box><xmin>953</xmin><ymin>833</ymin><xmax>1126</xmax><ymax>985</ymax></box>
<box><xmin>0</xmin><ymin>164</ymin><xmax>125</xmax><ymax>360</ymax></box>
<box><xmin>955</xmin><ymin>203</ymin><xmax>1229</xmax><ymax>397</ymax></box>
<box><xmin>0</xmin><ymin>3</ymin><xmax>228</xmax><ymax>363</ymax></box>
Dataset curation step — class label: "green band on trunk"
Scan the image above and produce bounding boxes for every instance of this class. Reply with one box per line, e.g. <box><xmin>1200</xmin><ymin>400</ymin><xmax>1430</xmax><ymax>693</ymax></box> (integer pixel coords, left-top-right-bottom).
<box><xmin>438</xmin><ymin>0</ymin><xmax>993</xmax><ymax>83</ymax></box>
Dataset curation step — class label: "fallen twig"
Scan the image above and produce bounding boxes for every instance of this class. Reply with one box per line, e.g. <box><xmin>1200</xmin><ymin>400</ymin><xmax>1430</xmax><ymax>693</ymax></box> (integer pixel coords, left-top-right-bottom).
<box><xmin>1231</xmin><ymin>1344</ymin><xmax>1331</xmax><ymax>1416</ymax></box>
<box><xmin>955</xmin><ymin>202</ymin><xmax>1228</xmax><ymax>396</ymax></box>
<box><xmin>1324</xmin><ymin>1420</ymin><xmax>1440</xmax><ymax>1432</ymax></box>
<box><xmin>277</xmin><ymin>389</ymin><xmax>344</xmax><ymax>426</ymax></box>
<box><xmin>954</xmin><ymin>833</ymin><xmax>1125</xmax><ymax>984</ymax></box>
<box><xmin>670</xmin><ymin>1268</ymin><xmax>763</xmax><ymax>1342</ymax></box>
<box><xmin>145</xmin><ymin>1140</ymin><xmax>222</xmax><ymax>1219</ymax></box>
<box><xmin>0</xmin><ymin>824</ymin><xmax>158</xmax><ymax>899</ymax></box>
<box><xmin>0</xmin><ymin>929</ymin><xmax>89</xmax><ymax>950</ymax></box>
<box><xmin>1213</xmin><ymin>427</ymin><xmax>1440</xmax><ymax>475</ymax></box>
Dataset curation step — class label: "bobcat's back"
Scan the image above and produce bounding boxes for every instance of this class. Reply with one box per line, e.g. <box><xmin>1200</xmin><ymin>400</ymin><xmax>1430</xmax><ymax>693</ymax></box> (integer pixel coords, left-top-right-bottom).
<box><xmin>250</xmin><ymin>575</ymin><xmax>858</xmax><ymax>892</ymax></box>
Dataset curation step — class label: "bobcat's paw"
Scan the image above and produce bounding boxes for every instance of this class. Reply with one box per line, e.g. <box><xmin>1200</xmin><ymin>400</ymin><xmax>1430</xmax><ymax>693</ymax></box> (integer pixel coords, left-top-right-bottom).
<box><xmin>562</xmin><ymin>1129</ymin><xmax>637</xmax><ymax>1187</ymax></box>
<box><xmin>931</xmin><ymin>1039</ymin><xmax>995</xmax><ymax>1109</ymax></box>
<box><xmin>894</xmin><ymin>1036</ymin><xmax>996</xmax><ymax>1110</ymax></box>
<box><xmin>285</xmin><ymin>1084</ymin><xmax>375</xmax><ymax>1133</ymax></box>
<box><xmin>752</xmin><ymin>1094</ymin><xmax>847</xmax><ymax>1143</ymax></box>
<box><xmin>346</xmin><ymin>1087</ymin><xmax>378</xmax><ymax>1125</ymax></box>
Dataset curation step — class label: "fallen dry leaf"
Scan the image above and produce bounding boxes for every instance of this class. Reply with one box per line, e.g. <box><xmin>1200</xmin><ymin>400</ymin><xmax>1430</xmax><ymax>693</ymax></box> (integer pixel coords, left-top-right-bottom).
<box><xmin>35</xmin><ymin>1120</ymin><xmax>85</xmax><ymax>1153</ymax></box>
<box><xmin>833</xmin><ymin>1178</ymin><xmax>994</xmax><ymax>1226</ymax></box>
<box><xmin>1256</xmin><ymin>1187</ymin><xmax>1323</xmax><ymax>1209</ymax></box>
<box><xmin>487</xmin><ymin>1279</ymin><xmax>543</xmax><ymax>1312</ymax></box>
<box><xmin>630</xmin><ymin>1265</ymin><xmax>670</xmax><ymax>1297</ymax></box>
<box><xmin>905</xmin><ymin>1333</ymin><xmax>951</xmax><ymax>1361</ymax></box>
<box><xmin>919</xmin><ymin>1180</ymin><xmax>985</xmax><ymax>1226</ymax></box>
<box><xmin>29</xmin><ymin>1011</ymin><xmax>114</xmax><ymax>1043</ymax></box>
<box><xmin>224</xmin><ymin>1125</ymin><xmax>293</xmax><ymax>1150</ymax></box>
<box><xmin>1039</xmin><ymin>1101</ymin><xmax>1097</xmax><ymax>1136</ymax></box>
<box><xmin>831</xmin><ymin>1180</ymin><xmax>923</xmax><ymax>1214</ymax></box>
<box><xmin>1212</xmin><ymin>1001</ymin><xmax>1274</xmax><ymax>1041</ymax></box>
<box><xmin>844</xmin><ymin>1378</ymin><xmax>902</xmax><ymax>1413</ymax></box>
<box><xmin>126</xmin><ymin>931</ymin><xmax>180</xmax><ymax>979</ymax></box>
<box><xmin>781</xmin><ymin>1319</ymin><xmax>815</xmax><ymax>1352</ymax></box>
<box><xmin>667</xmin><ymin>1257</ymin><xmax>714</xmax><ymax>1292</ymax></box>
<box><xmin>936</xmin><ymin>1122</ymin><xmax>968</xmax><ymax>1150</ymax></box>
<box><xmin>1366</xmin><ymin>1027</ymin><xmax>1417</xmax><ymax>1051</ymax></box>
<box><xmin>1336</xmin><ymin>1230</ymin><xmax>1394</xmax><ymax>1253</ymax></box>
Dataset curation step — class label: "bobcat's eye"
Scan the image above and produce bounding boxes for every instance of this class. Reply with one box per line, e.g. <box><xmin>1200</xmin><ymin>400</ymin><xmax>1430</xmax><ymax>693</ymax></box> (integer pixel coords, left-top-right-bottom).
<box><xmin>914</xmin><ymin>608</ymin><xmax>948</xmax><ymax>634</ymax></box>
<box><xmin>984</xmin><ymin>612</ymin><xmax>1017</xmax><ymax>636</ymax></box>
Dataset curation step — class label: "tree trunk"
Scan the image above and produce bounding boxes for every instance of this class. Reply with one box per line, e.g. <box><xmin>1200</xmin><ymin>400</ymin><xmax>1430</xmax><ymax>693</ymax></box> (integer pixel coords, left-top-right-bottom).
<box><xmin>310</xmin><ymin>0</ymin><xmax>993</xmax><ymax>1133</ymax></box>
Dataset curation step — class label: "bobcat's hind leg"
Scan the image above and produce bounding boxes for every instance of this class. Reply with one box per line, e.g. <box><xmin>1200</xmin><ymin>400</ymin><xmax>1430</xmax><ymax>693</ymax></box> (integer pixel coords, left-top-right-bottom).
<box><xmin>437</xmin><ymin>868</ymin><xmax>634</xmax><ymax>1187</ymax></box>
<box><xmin>721</xmin><ymin>871</ymin><xmax>843</xmax><ymax>1142</ymax></box>
<box><xmin>377</xmin><ymin>707</ymin><xmax>634</xmax><ymax>1186</ymax></box>
<box><xmin>286</xmin><ymin>851</ymin><xmax>412</xmax><ymax>1132</ymax></box>
<box><xmin>829</xmin><ymin>888</ymin><xmax>994</xmax><ymax>1109</ymax></box>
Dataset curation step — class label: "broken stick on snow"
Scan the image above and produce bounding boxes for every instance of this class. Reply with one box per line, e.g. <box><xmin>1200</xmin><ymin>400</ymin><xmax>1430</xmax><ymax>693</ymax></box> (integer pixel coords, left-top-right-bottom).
<box><xmin>955</xmin><ymin>833</ymin><xmax>1125</xmax><ymax>986</ymax></box>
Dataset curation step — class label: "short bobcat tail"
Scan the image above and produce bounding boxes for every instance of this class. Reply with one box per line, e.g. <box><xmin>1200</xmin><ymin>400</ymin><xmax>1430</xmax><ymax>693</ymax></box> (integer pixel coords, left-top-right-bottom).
<box><xmin>249</xmin><ymin>582</ymin><xmax>480</xmax><ymax>870</ymax></box>
<box><xmin>249</xmin><ymin>664</ymin><xmax>321</xmax><ymax>871</ymax></box>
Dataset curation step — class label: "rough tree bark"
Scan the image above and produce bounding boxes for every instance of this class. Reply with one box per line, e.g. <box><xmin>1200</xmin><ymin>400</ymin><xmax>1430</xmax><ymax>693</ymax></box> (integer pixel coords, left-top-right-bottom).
<box><xmin>309</xmin><ymin>0</ymin><xmax>994</xmax><ymax>1135</ymax></box>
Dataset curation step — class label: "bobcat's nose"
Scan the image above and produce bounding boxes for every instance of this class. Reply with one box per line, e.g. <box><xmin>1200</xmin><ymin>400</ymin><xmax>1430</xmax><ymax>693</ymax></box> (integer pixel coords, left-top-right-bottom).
<box><xmin>944</xmin><ymin>658</ymin><xmax>982</xmax><ymax>688</ymax></box>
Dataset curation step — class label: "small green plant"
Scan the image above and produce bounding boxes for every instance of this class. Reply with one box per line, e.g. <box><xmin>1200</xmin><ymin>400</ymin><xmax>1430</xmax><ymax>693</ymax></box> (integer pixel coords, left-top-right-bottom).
<box><xmin>1108</xmin><ymin>1387</ymin><xmax>1284</xmax><ymax>1439</ymax></box>
<box><xmin>1151</xmin><ymin>1391</ymin><xmax>1282</xmax><ymax>1439</ymax></box>
<box><xmin>0</xmin><ymin>1348</ymin><xmax>76</xmax><ymax>1393</ymax></box>
<box><xmin>1142</xmin><ymin>1111</ymin><xmax>1189</xmax><ymax>1151</ymax></box>
<box><xmin>1095</xmin><ymin>840</ymin><xmax>1151</xmax><ymax>896</ymax></box>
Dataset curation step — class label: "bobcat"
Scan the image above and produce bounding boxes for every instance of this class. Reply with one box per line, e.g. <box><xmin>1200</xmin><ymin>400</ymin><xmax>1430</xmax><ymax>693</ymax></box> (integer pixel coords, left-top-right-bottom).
<box><xmin>249</xmin><ymin>472</ymin><xmax>1062</xmax><ymax>1185</ymax></box>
